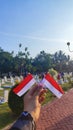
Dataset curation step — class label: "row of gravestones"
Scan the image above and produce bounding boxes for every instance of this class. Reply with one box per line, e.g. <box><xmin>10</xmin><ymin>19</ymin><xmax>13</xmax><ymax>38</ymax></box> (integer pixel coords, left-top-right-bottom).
<box><xmin>0</xmin><ymin>73</ymin><xmax>73</xmax><ymax>104</ymax></box>
<box><xmin>0</xmin><ymin>75</ymin><xmax>23</xmax><ymax>86</ymax></box>
<box><xmin>34</xmin><ymin>72</ymin><xmax>73</xmax><ymax>85</ymax></box>
<box><xmin>57</xmin><ymin>72</ymin><xmax>73</xmax><ymax>85</ymax></box>
<box><xmin>0</xmin><ymin>75</ymin><xmax>24</xmax><ymax>104</ymax></box>
<box><xmin>0</xmin><ymin>72</ymin><xmax>73</xmax><ymax>86</ymax></box>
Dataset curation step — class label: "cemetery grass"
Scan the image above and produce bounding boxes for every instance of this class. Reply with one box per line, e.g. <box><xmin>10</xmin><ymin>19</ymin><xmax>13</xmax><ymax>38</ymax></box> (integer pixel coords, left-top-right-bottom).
<box><xmin>62</xmin><ymin>82</ymin><xmax>73</xmax><ymax>91</ymax></box>
<box><xmin>0</xmin><ymin>103</ymin><xmax>17</xmax><ymax>129</ymax></box>
<box><xmin>0</xmin><ymin>90</ymin><xmax>3</xmax><ymax>97</ymax></box>
<box><xmin>0</xmin><ymin>88</ymin><xmax>10</xmax><ymax>97</ymax></box>
<box><xmin>0</xmin><ymin>82</ymin><xmax>73</xmax><ymax>129</ymax></box>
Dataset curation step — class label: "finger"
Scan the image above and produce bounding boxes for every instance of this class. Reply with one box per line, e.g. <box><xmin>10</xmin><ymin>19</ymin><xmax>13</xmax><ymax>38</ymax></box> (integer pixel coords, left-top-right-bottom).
<box><xmin>33</xmin><ymin>84</ymin><xmax>44</xmax><ymax>97</ymax></box>
<box><xmin>39</xmin><ymin>96</ymin><xmax>45</xmax><ymax>103</ymax></box>
<box><xmin>27</xmin><ymin>84</ymin><xmax>43</xmax><ymax>96</ymax></box>
<box><xmin>39</xmin><ymin>89</ymin><xmax>47</xmax><ymax>97</ymax></box>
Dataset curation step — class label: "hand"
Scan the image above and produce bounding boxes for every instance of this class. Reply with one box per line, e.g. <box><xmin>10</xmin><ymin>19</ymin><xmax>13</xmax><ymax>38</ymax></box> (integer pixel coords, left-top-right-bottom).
<box><xmin>23</xmin><ymin>84</ymin><xmax>47</xmax><ymax>122</ymax></box>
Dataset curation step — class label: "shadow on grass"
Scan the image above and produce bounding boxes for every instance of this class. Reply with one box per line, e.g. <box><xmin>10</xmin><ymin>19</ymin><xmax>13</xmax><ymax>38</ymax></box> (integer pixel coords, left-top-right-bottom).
<box><xmin>0</xmin><ymin>103</ymin><xmax>17</xmax><ymax>129</ymax></box>
<box><xmin>0</xmin><ymin>111</ymin><xmax>17</xmax><ymax>129</ymax></box>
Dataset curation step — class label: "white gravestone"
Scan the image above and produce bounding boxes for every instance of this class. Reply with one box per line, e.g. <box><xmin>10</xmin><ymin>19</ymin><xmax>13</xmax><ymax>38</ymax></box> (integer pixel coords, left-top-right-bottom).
<box><xmin>20</xmin><ymin>75</ymin><xmax>23</xmax><ymax>81</ymax></box>
<box><xmin>4</xmin><ymin>89</ymin><xmax>8</xmax><ymax>102</ymax></box>
<box><xmin>10</xmin><ymin>76</ymin><xmax>15</xmax><ymax>85</ymax></box>
<box><xmin>4</xmin><ymin>76</ymin><xmax>7</xmax><ymax>82</ymax></box>
<box><xmin>2</xmin><ymin>79</ymin><xmax>5</xmax><ymax>84</ymax></box>
<box><xmin>16</xmin><ymin>76</ymin><xmax>21</xmax><ymax>82</ymax></box>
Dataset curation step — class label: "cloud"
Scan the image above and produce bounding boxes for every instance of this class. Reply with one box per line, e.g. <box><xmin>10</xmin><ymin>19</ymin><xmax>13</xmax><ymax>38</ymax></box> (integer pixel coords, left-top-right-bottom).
<box><xmin>0</xmin><ymin>31</ymin><xmax>69</xmax><ymax>43</ymax></box>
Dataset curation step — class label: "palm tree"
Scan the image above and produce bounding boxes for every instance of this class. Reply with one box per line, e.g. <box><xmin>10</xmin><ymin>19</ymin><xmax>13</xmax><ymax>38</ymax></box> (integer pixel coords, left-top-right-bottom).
<box><xmin>19</xmin><ymin>43</ymin><xmax>22</xmax><ymax>51</ymax></box>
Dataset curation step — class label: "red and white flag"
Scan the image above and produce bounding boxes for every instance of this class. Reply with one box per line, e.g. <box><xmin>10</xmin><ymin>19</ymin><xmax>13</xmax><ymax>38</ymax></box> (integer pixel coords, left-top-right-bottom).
<box><xmin>13</xmin><ymin>74</ymin><xmax>36</xmax><ymax>97</ymax></box>
<box><xmin>42</xmin><ymin>73</ymin><xmax>64</xmax><ymax>98</ymax></box>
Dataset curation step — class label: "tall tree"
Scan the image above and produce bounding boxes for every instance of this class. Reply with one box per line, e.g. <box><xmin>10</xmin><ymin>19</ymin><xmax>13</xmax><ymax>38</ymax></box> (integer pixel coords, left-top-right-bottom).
<box><xmin>0</xmin><ymin>51</ymin><xmax>13</xmax><ymax>75</ymax></box>
<box><xmin>17</xmin><ymin>47</ymin><xmax>30</xmax><ymax>76</ymax></box>
<box><xmin>32</xmin><ymin>51</ymin><xmax>52</xmax><ymax>73</ymax></box>
<box><xmin>53</xmin><ymin>50</ymin><xmax>70</xmax><ymax>72</ymax></box>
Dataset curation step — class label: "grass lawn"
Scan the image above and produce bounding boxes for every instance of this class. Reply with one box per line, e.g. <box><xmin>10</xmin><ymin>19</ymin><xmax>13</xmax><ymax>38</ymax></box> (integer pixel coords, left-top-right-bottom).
<box><xmin>0</xmin><ymin>89</ymin><xmax>17</xmax><ymax>129</ymax></box>
<box><xmin>0</xmin><ymin>103</ymin><xmax>17</xmax><ymax>129</ymax></box>
<box><xmin>0</xmin><ymin>89</ymin><xmax>4</xmax><ymax>97</ymax></box>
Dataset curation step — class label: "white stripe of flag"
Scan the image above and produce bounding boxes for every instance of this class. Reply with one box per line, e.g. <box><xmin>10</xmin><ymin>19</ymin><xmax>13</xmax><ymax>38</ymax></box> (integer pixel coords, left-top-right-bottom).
<box><xmin>13</xmin><ymin>74</ymin><xmax>36</xmax><ymax>97</ymax></box>
<box><xmin>42</xmin><ymin>73</ymin><xmax>64</xmax><ymax>98</ymax></box>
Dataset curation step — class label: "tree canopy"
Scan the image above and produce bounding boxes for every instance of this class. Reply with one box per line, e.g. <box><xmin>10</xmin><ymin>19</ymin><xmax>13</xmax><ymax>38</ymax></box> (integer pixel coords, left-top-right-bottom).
<box><xmin>0</xmin><ymin>46</ymin><xmax>72</xmax><ymax>77</ymax></box>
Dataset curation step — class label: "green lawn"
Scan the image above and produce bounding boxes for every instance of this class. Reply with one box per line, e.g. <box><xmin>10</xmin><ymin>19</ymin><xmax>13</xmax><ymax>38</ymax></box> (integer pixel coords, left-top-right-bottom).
<box><xmin>0</xmin><ymin>89</ymin><xmax>4</xmax><ymax>97</ymax></box>
<box><xmin>0</xmin><ymin>103</ymin><xmax>17</xmax><ymax>129</ymax></box>
<box><xmin>0</xmin><ymin>89</ymin><xmax>17</xmax><ymax>129</ymax></box>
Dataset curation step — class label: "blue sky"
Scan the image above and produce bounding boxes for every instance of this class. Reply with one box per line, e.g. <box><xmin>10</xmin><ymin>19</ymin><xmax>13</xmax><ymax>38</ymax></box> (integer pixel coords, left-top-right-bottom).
<box><xmin>0</xmin><ymin>0</ymin><xmax>73</xmax><ymax>59</ymax></box>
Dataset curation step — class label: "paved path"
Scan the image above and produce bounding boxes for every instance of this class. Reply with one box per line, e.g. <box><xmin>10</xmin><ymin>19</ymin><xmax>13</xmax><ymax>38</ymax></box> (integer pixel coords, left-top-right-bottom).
<box><xmin>3</xmin><ymin>89</ymin><xmax>73</xmax><ymax>130</ymax></box>
<box><xmin>36</xmin><ymin>89</ymin><xmax>73</xmax><ymax>130</ymax></box>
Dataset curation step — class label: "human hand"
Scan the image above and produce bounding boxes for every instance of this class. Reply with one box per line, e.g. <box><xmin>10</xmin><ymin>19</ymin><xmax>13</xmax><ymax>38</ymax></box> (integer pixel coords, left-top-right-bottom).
<box><xmin>23</xmin><ymin>84</ymin><xmax>47</xmax><ymax>122</ymax></box>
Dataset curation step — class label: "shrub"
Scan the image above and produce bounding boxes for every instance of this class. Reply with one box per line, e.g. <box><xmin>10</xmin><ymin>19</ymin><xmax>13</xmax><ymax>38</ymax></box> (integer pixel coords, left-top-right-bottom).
<box><xmin>8</xmin><ymin>84</ymin><xmax>24</xmax><ymax>116</ymax></box>
<box><xmin>49</xmin><ymin>68</ymin><xmax>58</xmax><ymax>77</ymax></box>
<box><xmin>62</xmin><ymin>82</ymin><xmax>73</xmax><ymax>91</ymax></box>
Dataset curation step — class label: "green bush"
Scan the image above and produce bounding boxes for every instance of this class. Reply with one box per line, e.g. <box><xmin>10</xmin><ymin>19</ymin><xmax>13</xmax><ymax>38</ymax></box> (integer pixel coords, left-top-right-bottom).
<box><xmin>8</xmin><ymin>84</ymin><xmax>24</xmax><ymax>116</ymax></box>
<box><xmin>49</xmin><ymin>68</ymin><xmax>58</xmax><ymax>77</ymax></box>
<box><xmin>62</xmin><ymin>82</ymin><xmax>73</xmax><ymax>91</ymax></box>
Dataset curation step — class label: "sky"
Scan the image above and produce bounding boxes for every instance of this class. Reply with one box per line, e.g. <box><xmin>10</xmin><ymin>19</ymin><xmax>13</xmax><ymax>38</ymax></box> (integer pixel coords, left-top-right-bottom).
<box><xmin>0</xmin><ymin>0</ymin><xmax>73</xmax><ymax>59</ymax></box>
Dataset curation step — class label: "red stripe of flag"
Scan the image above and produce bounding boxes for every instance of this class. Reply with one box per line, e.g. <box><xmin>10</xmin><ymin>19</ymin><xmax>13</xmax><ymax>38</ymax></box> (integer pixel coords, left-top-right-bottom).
<box><xmin>13</xmin><ymin>74</ymin><xmax>34</xmax><ymax>94</ymax></box>
<box><xmin>44</xmin><ymin>73</ymin><xmax>64</xmax><ymax>94</ymax></box>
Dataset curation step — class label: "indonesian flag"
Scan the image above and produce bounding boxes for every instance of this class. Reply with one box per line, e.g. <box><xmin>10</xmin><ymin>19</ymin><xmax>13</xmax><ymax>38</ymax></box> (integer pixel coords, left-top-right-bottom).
<box><xmin>13</xmin><ymin>74</ymin><xmax>36</xmax><ymax>97</ymax></box>
<box><xmin>42</xmin><ymin>73</ymin><xmax>64</xmax><ymax>98</ymax></box>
